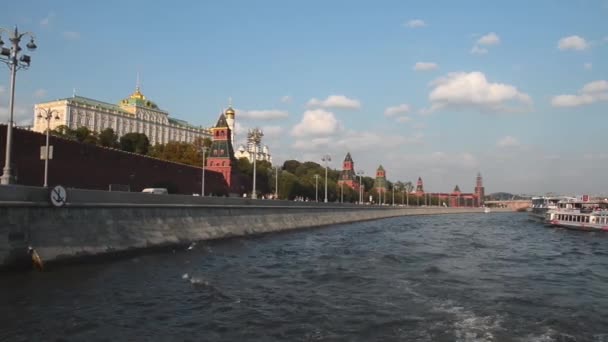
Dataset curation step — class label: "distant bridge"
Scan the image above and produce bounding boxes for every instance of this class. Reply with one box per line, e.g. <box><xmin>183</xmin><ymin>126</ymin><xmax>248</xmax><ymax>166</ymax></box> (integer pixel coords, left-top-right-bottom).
<box><xmin>484</xmin><ymin>200</ymin><xmax>531</xmax><ymax>210</ymax></box>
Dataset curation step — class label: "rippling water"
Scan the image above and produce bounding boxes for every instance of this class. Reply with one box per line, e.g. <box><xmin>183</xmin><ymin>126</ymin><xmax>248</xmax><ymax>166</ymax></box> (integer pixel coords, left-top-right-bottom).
<box><xmin>2</xmin><ymin>213</ymin><xmax>608</xmax><ymax>341</ymax></box>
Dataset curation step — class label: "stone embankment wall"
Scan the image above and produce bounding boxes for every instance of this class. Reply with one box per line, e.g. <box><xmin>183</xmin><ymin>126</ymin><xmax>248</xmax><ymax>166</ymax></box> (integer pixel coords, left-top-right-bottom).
<box><xmin>0</xmin><ymin>185</ymin><xmax>509</xmax><ymax>270</ymax></box>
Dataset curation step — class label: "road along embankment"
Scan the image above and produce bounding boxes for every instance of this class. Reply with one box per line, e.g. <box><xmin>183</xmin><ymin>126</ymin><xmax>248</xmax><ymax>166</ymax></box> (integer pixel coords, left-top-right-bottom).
<box><xmin>0</xmin><ymin>185</ymin><xmax>510</xmax><ymax>270</ymax></box>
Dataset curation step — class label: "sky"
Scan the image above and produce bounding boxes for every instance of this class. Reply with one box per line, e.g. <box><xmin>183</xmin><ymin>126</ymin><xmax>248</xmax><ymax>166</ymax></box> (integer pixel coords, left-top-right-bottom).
<box><xmin>1</xmin><ymin>0</ymin><xmax>607</xmax><ymax>195</ymax></box>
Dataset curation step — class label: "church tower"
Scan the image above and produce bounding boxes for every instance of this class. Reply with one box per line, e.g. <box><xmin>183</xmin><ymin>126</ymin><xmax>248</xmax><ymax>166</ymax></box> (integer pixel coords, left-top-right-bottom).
<box><xmin>415</xmin><ymin>177</ymin><xmax>424</xmax><ymax>194</ymax></box>
<box><xmin>373</xmin><ymin>165</ymin><xmax>387</xmax><ymax>194</ymax></box>
<box><xmin>338</xmin><ymin>152</ymin><xmax>359</xmax><ymax>190</ymax></box>
<box><xmin>206</xmin><ymin>111</ymin><xmax>236</xmax><ymax>187</ymax></box>
<box><xmin>474</xmin><ymin>172</ymin><xmax>485</xmax><ymax>207</ymax></box>
<box><xmin>224</xmin><ymin>99</ymin><xmax>236</xmax><ymax>145</ymax></box>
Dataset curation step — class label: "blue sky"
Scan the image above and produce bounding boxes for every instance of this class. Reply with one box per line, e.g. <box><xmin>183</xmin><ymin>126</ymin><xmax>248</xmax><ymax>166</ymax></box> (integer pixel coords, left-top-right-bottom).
<box><xmin>1</xmin><ymin>0</ymin><xmax>607</xmax><ymax>195</ymax></box>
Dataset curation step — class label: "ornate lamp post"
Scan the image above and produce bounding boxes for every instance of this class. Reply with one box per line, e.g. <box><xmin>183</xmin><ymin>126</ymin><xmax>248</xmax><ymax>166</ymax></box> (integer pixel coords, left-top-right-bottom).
<box><xmin>322</xmin><ymin>154</ymin><xmax>331</xmax><ymax>203</ymax></box>
<box><xmin>249</xmin><ymin>128</ymin><xmax>263</xmax><ymax>199</ymax></box>
<box><xmin>200</xmin><ymin>146</ymin><xmax>208</xmax><ymax>196</ymax></box>
<box><xmin>314</xmin><ymin>174</ymin><xmax>320</xmax><ymax>202</ymax></box>
<box><xmin>357</xmin><ymin>170</ymin><xmax>364</xmax><ymax>204</ymax></box>
<box><xmin>0</xmin><ymin>26</ymin><xmax>37</xmax><ymax>185</ymax></box>
<box><xmin>37</xmin><ymin>108</ymin><xmax>59</xmax><ymax>187</ymax></box>
<box><xmin>275</xmin><ymin>165</ymin><xmax>279</xmax><ymax>199</ymax></box>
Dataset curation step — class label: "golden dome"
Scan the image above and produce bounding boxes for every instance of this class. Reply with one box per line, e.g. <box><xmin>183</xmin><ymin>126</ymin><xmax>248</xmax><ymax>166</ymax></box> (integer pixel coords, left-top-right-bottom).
<box><xmin>225</xmin><ymin>106</ymin><xmax>235</xmax><ymax>117</ymax></box>
<box><xmin>130</xmin><ymin>87</ymin><xmax>146</xmax><ymax>100</ymax></box>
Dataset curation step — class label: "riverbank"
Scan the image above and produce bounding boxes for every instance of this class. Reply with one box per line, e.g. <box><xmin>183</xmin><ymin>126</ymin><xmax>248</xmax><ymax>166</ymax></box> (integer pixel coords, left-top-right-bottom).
<box><xmin>0</xmin><ymin>185</ymin><xmax>512</xmax><ymax>270</ymax></box>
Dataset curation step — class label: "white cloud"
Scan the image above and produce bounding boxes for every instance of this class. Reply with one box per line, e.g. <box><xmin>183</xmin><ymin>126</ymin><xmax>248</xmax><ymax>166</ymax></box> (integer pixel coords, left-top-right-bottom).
<box><xmin>292</xmin><ymin>137</ymin><xmax>331</xmax><ymax>151</ymax></box>
<box><xmin>551</xmin><ymin>80</ymin><xmax>608</xmax><ymax>107</ymax></box>
<box><xmin>0</xmin><ymin>104</ymin><xmax>32</xmax><ymax>126</ymax></box>
<box><xmin>558</xmin><ymin>35</ymin><xmax>589</xmax><ymax>51</ymax></box>
<box><xmin>384</xmin><ymin>104</ymin><xmax>411</xmax><ymax>117</ymax></box>
<box><xmin>291</xmin><ymin>109</ymin><xmax>341</xmax><ymax>137</ymax></box>
<box><xmin>33</xmin><ymin>89</ymin><xmax>47</xmax><ymax>99</ymax></box>
<box><xmin>280</xmin><ymin>95</ymin><xmax>292</xmax><ymax>104</ymax></box>
<box><xmin>63</xmin><ymin>31</ymin><xmax>81</xmax><ymax>40</ymax></box>
<box><xmin>395</xmin><ymin>116</ymin><xmax>412</xmax><ymax>123</ymax></box>
<box><xmin>477</xmin><ymin>32</ymin><xmax>501</xmax><ymax>46</ymax></box>
<box><xmin>497</xmin><ymin>136</ymin><xmax>520</xmax><ymax>148</ymax></box>
<box><xmin>584</xmin><ymin>63</ymin><xmax>593</xmax><ymax>70</ymax></box>
<box><xmin>405</xmin><ymin>19</ymin><xmax>426</xmax><ymax>28</ymax></box>
<box><xmin>470</xmin><ymin>46</ymin><xmax>488</xmax><ymax>55</ymax></box>
<box><xmin>427</xmin><ymin>71</ymin><xmax>532</xmax><ymax>113</ymax></box>
<box><xmin>413</xmin><ymin>62</ymin><xmax>439</xmax><ymax>71</ymax></box>
<box><xmin>40</xmin><ymin>12</ymin><xmax>55</xmax><ymax>26</ymax></box>
<box><xmin>332</xmin><ymin>130</ymin><xmax>424</xmax><ymax>152</ymax></box>
<box><xmin>470</xmin><ymin>32</ymin><xmax>500</xmax><ymax>55</ymax></box>
<box><xmin>261</xmin><ymin>125</ymin><xmax>283</xmax><ymax>139</ymax></box>
<box><xmin>306</xmin><ymin>95</ymin><xmax>361</xmax><ymax>110</ymax></box>
<box><xmin>239</xmin><ymin>109</ymin><xmax>289</xmax><ymax>120</ymax></box>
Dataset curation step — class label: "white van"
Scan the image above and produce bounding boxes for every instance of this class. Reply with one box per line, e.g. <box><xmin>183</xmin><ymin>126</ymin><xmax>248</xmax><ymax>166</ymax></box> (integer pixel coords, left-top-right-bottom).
<box><xmin>141</xmin><ymin>188</ymin><xmax>168</xmax><ymax>195</ymax></box>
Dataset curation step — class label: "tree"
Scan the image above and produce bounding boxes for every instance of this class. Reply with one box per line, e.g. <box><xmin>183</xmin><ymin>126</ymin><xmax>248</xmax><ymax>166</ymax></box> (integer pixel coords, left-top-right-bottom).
<box><xmin>98</xmin><ymin>128</ymin><xmax>119</xmax><ymax>148</ymax></box>
<box><xmin>120</xmin><ymin>133</ymin><xmax>150</xmax><ymax>154</ymax></box>
<box><xmin>74</xmin><ymin>126</ymin><xmax>97</xmax><ymax>144</ymax></box>
<box><xmin>51</xmin><ymin>125</ymin><xmax>76</xmax><ymax>140</ymax></box>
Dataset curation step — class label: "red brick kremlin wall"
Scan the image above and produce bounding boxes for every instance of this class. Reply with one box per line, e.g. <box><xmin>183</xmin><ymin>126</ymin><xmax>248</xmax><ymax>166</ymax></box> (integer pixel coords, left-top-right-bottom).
<box><xmin>0</xmin><ymin>125</ymin><xmax>229</xmax><ymax>195</ymax></box>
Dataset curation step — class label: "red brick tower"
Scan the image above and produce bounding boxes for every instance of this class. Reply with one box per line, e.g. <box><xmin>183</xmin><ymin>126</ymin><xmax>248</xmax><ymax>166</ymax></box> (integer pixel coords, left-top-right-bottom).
<box><xmin>338</xmin><ymin>152</ymin><xmax>359</xmax><ymax>190</ymax></box>
<box><xmin>415</xmin><ymin>177</ymin><xmax>424</xmax><ymax>195</ymax></box>
<box><xmin>373</xmin><ymin>165</ymin><xmax>387</xmax><ymax>194</ymax></box>
<box><xmin>474</xmin><ymin>172</ymin><xmax>485</xmax><ymax>207</ymax></box>
<box><xmin>206</xmin><ymin>112</ymin><xmax>236</xmax><ymax>187</ymax></box>
<box><xmin>450</xmin><ymin>185</ymin><xmax>461</xmax><ymax>207</ymax></box>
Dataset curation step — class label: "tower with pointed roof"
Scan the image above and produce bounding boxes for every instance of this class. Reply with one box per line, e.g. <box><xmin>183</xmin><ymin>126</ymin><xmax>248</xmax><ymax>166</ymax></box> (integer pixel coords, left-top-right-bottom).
<box><xmin>450</xmin><ymin>185</ymin><xmax>462</xmax><ymax>207</ymax></box>
<box><xmin>206</xmin><ymin>111</ymin><xmax>237</xmax><ymax>187</ymax></box>
<box><xmin>225</xmin><ymin>98</ymin><xmax>236</xmax><ymax>144</ymax></box>
<box><xmin>373</xmin><ymin>165</ymin><xmax>387</xmax><ymax>194</ymax></box>
<box><xmin>338</xmin><ymin>152</ymin><xmax>359</xmax><ymax>190</ymax></box>
<box><xmin>415</xmin><ymin>177</ymin><xmax>424</xmax><ymax>194</ymax></box>
<box><xmin>474</xmin><ymin>172</ymin><xmax>485</xmax><ymax>207</ymax></box>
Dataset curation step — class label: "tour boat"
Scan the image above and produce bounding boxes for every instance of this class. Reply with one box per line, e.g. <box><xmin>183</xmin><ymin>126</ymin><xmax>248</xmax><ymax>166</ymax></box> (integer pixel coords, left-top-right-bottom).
<box><xmin>544</xmin><ymin>198</ymin><xmax>608</xmax><ymax>232</ymax></box>
<box><xmin>528</xmin><ymin>196</ymin><xmax>575</xmax><ymax>222</ymax></box>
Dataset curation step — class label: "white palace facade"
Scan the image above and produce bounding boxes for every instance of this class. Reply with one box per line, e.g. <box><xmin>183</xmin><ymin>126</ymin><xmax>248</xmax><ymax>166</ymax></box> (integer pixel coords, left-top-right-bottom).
<box><xmin>33</xmin><ymin>87</ymin><xmax>211</xmax><ymax>145</ymax></box>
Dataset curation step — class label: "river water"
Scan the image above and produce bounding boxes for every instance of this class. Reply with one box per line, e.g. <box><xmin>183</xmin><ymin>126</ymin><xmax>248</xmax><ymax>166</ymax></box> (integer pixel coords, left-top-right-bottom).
<box><xmin>1</xmin><ymin>212</ymin><xmax>607</xmax><ymax>341</ymax></box>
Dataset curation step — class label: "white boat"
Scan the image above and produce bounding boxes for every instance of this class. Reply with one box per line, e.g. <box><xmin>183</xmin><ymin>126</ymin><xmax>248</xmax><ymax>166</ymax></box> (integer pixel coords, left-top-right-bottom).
<box><xmin>484</xmin><ymin>207</ymin><xmax>491</xmax><ymax>214</ymax></box>
<box><xmin>545</xmin><ymin>198</ymin><xmax>608</xmax><ymax>232</ymax></box>
<box><xmin>528</xmin><ymin>196</ymin><xmax>575</xmax><ymax>222</ymax></box>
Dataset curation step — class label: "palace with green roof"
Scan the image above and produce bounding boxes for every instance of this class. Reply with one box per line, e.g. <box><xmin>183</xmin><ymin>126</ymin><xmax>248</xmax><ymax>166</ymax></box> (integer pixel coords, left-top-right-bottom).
<box><xmin>33</xmin><ymin>86</ymin><xmax>211</xmax><ymax>145</ymax></box>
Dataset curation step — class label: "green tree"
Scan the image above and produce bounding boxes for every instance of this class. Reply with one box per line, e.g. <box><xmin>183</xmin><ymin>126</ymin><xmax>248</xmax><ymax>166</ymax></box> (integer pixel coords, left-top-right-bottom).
<box><xmin>283</xmin><ymin>160</ymin><xmax>301</xmax><ymax>174</ymax></box>
<box><xmin>51</xmin><ymin>125</ymin><xmax>76</xmax><ymax>140</ymax></box>
<box><xmin>74</xmin><ymin>126</ymin><xmax>97</xmax><ymax>144</ymax></box>
<box><xmin>120</xmin><ymin>133</ymin><xmax>150</xmax><ymax>154</ymax></box>
<box><xmin>98</xmin><ymin>128</ymin><xmax>119</xmax><ymax>148</ymax></box>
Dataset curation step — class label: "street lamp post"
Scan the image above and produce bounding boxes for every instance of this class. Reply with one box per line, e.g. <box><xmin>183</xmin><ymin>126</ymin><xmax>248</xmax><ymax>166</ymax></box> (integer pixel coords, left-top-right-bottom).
<box><xmin>357</xmin><ymin>170</ymin><xmax>364</xmax><ymax>204</ymax></box>
<box><xmin>249</xmin><ymin>128</ymin><xmax>263</xmax><ymax>200</ymax></box>
<box><xmin>252</xmin><ymin>145</ymin><xmax>257</xmax><ymax>199</ymax></box>
<box><xmin>200</xmin><ymin>146</ymin><xmax>208</xmax><ymax>196</ymax></box>
<box><xmin>316</xmin><ymin>175</ymin><xmax>319</xmax><ymax>202</ymax></box>
<box><xmin>275</xmin><ymin>165</ymin><xmax>279</xmax><ymax>199</ymax></box>
<box><xmin>322</xmin><ymin>154</ymin><xmax>331</xmax><ymax>203</ymax></box>
<box><xmin>392</xmin><ymin>186</ymin><xmax>395</xmax><ymax>206</ymax></box>
<box><xmin>37</xmin><ymin>108</ymin><xmax>59</xmax><ymax>187</ymax></box>
<box><xmin>340</xmin><ymin>182</ymin><xmax>343</xmax><ymax>203</ymax></box>
<box><xmin>0</xmin><ymin>26</ymin><xmax>37</xmax><ymax>185</ymax></box>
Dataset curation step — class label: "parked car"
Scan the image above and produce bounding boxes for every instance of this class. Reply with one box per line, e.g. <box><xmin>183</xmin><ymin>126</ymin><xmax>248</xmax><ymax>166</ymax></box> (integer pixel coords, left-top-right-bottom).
<box><xmin>141</xmin><ymin>188</ymin><xmax>168</xmax><ymax>195</ymax></box>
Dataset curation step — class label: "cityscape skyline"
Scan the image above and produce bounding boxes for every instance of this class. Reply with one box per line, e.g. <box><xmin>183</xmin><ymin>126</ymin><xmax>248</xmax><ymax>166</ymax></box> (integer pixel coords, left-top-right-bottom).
<box><xmin>1</xmin><ymin>0</ymin><xmax>607</xmax><ymax>195</ymax></box>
